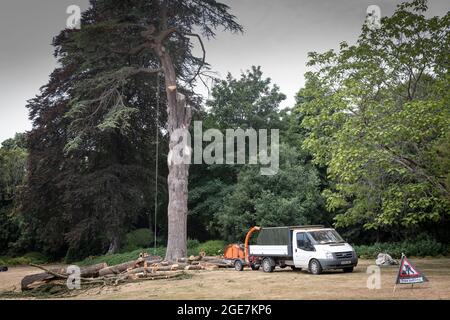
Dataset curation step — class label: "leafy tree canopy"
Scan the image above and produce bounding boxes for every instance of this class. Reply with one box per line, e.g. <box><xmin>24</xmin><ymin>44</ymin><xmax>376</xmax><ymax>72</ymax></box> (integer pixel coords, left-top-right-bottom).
<box><xmin>296</xmin><ymin>0</ymin><xmax>449</xmax><ymax>233</ymax></box>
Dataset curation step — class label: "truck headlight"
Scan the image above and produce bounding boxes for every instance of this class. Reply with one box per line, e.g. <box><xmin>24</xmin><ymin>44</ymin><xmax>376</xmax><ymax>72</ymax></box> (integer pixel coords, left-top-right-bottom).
<box><xmin>325</xmin><ymin>251</ymin><xmax>334</xmax><ymax>259</ymax></box>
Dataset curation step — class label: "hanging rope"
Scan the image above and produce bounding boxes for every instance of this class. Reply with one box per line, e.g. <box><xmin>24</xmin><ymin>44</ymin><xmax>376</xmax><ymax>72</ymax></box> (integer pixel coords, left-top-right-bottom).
<box><xmin>154</xmin><ymin>70</ymin><xmax>160</xmax><ymax>255</ymax></box>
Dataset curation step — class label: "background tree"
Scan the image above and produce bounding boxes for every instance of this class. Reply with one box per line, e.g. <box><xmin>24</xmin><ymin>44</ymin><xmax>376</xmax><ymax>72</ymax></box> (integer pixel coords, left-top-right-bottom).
<box><xmin>296</xmin><ymin>0</ymin><xmax>450</xmax><ymax>241</ymax></box>
<box><xmin>0</xmin><ymin>134</ymin><xmax>27</xmax><ymax>255</ymax></box>
<box><xmin>21</xmin><ymin>1</ymin><xmax>168</xmax><ymax>259</ymax></box>
<box><xmin>21</xmin><ymin>0</ymin><xmax>242</xmax><ymax>260</ymax></box>
<box><xmin>189</xmin><ymin>66</ymin><xmax>327</xmax><ymax>241</ymax></box>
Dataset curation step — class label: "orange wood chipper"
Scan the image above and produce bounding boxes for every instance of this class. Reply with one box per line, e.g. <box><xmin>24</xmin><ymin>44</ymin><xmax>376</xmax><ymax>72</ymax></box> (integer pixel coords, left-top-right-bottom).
<box><xmin>223</xmin><ymin>226</ymin><xmax>261</xmax><ymax>271</ymax></box>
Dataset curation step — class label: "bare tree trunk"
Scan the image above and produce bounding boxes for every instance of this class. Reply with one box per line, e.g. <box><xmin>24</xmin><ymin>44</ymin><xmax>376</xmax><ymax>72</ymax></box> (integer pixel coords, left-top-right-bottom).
<box><xmin>107</xmin><ymin>236</ymin><xmax>119</xmax><ymax>254</ymax></box>
<box><xmin>166</xmin><ymin>133</ymin><xmax>189</xmax><ymax>261</ymax></box>
<box><xmin>155</xmin><ymin>42</ymin><xmax>192</xmax><ymax>262</ymax></box>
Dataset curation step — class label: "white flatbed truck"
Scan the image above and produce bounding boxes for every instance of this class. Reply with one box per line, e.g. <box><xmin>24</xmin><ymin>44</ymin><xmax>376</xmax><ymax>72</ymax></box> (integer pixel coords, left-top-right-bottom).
<box><xmin>233</xmin><ymin>225</ymin><xmax>358</xmax><ymax>275</ymax></box>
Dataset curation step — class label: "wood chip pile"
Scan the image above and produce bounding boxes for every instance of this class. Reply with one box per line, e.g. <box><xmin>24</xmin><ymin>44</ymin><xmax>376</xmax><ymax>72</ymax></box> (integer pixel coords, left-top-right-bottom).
<box><xmin>21</xmin><ymin>252</ymin><xmax>233</xmax><ymax>291</ymax></box>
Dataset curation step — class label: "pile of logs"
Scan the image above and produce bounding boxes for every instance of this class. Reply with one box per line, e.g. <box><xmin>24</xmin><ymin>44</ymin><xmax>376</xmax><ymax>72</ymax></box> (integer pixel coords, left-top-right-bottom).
<box><xmin>21</xmin><ymin>252</ymin><xmax>233</xmax><ymax>291</ymax></box>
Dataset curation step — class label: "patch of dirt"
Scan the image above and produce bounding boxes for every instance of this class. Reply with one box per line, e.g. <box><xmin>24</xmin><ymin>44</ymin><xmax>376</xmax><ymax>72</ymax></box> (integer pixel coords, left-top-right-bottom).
<box><xmin>1</xmin><ymin>259</ymin><xmax>449</xmax><ymax>300</ymax></box>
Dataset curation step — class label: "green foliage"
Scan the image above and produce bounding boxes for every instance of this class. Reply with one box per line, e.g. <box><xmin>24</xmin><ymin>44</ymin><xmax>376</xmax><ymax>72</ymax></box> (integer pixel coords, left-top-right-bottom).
<box><xmin>0</xmin><ymin>134</ymin><xmax>27</xmax><ymax>202</ymax></box>
<box><xmin>197</xmin><ymin>240</ymin><xmax>227</xmax><ymax>256</ymax></box>
<box><xmin>189</xmin><ymin>66</ymin><xmax>327</xmax><ymax>242</ymax></box>
<box><xmin>0</xmin><ymin>134</ymin><xmax>27</xmax><ymax>255</ymax></box>
<box><xmin>216</xmin><ymin>144</ymin><xmax>325</xmax><ymax>241</ymax></box>
<box><xmin>22</xmin><ymin>2</ymin><xmax>169</xmax><ymax>258</ymax></box>
<box><xmin>189</xmin><ymin>66</ymin><xmax>288</xmax><ymax>240</ymax></box>
<box><xmin>122</xmin><ymin>228</ymin><xmax>154</xmax><ymax>252</ymax></box>
<box><xmin>354</xmin><ymin>237</ymin><xmax>448</xmax><ymax>259</ymax></box>
<box><xmin>206</xmin><ymin>66</ymin><xmax>286</xmax><ymax>130</ymax></box>
<box><xmin>0</xmin><ymin>252</ymin><xmax>49</xmax><ymax>266</ymax></box>
<box><xmin>297</xmin><ymin>0</ymin><xmax>450</xmax><ymax>233</ymax></box>
<box><xmin>187</xmin><ymin>238</ymin><xmax>200</xmax><ymax>249</ymax></box>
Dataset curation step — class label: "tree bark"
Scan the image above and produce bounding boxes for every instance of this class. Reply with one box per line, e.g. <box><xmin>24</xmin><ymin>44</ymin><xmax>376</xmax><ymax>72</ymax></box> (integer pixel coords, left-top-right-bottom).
<box><xmin>98</xmin><ymin>258</ymin><xmax>143</xmax><ymax>277</ymax></box>
<box><xmin>165</xmin><ymin>94</ymin><xmax>191</xmax><ymax>261</ymax></box>
<box><xmin>153</xmin><ymin>39</ymin><xmax>192</xmax><ymax>262</ymax></box>
<box><xmin>21</xmin><ymin>263</ymin><xmax>107</xmax><ymax>290</ymax></box>
<box><xmin>107</xmin><ymin>236</ymin><xmax>119</xmax><ymax>254</ymax></box>
<box><xmin>21</xmin><ymin>273</ymin><xmax>55</xmax><ymax>291</ymax></box>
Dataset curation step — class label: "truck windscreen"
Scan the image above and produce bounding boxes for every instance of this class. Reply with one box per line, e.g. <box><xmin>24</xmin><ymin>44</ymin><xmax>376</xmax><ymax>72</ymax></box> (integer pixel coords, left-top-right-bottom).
<box><xmin>307</xmin><ymin>230</ymin><xmax>344</xmax><ymax>244</ymax></box>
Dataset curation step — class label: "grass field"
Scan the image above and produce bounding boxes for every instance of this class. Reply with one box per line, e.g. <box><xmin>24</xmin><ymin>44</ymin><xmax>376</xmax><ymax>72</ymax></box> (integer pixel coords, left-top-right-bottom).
<box><xmin>0</xmin><ymin>258</ymin><xmax>449</xmax><ymax>299</ymax></box>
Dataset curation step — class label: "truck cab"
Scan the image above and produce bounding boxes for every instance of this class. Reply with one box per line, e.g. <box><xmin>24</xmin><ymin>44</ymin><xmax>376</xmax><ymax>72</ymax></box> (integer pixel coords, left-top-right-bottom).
<box><xmin>246</xmin><ymin>225</ymin><xmax>358</xmax><ymax>274</ymax></box>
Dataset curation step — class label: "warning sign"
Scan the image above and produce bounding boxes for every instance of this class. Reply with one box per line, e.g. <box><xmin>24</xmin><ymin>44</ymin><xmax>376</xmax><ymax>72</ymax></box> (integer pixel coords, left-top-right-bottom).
<box><xmin>395</xmin><ymin>254</ymin><xmax>428</xmax><ymax>284</ymax></box>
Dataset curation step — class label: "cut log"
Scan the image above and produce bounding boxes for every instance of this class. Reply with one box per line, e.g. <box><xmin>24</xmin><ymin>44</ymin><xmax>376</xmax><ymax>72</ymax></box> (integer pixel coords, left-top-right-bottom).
<box><xmin>184</xmin><ymin>265</ymin><xmax>203</xmax><ymax>270</ymax></box>
<box><xmin>151</xmin><ymin>265</ymin><xmax>172</xmax><ymax>272</ymax></box>
<box><xmin>126</xmin><ymin>267</ymin><xmax>155</xmax><ymax>275</ymax></box>
<box><xmin>188</xmin><ymin>255</ymin><xmax>202</xmax><ymax>262</ymax></box>
<box><xmin>28</xmin><ymin>263</ymin><xmax>108</xmax><ymax>278</ymax></box>
<box><xmin>144</xmin><ymin>258</ymin><xmax>163</xmax><ymax>268</ymax></box>
<box><xmin>98</xmin><ymin>258</ymin><xmax>144</xmax><ymax>277</ymax></box>
<box><xmin>177</xmin><ymin>257</ymin><xmax>188</xmax><ymax>263</ymax></box>
<box><xmin>79</xmin><ymin>263</ymin><xmax>108</xmax><ymax>277</ymax></box>
<box><xmin>21</xmin><ymin>273</ymin><xmax>55</xmax><ymax>291</ymax></box>
<box><xmin>200</xmin><ymin>256</ymin><xmax>224</xmax><ymax>262</ymax></box>
<box><xmin>171</xmin><ymin>262</ymin><xmax>189</xmax><ymax>271</ymax></box>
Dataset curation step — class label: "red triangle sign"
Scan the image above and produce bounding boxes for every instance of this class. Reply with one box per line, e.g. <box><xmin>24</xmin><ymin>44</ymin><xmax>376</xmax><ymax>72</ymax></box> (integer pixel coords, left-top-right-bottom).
<box><xmin>396</xmin><ymin>255</ymin><xmax>428</xmax><ymax>284</ymax></box>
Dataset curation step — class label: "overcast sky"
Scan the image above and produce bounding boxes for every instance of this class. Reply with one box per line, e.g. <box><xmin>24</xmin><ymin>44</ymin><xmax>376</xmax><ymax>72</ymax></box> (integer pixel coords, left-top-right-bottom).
<box><xmin>0</xmin><ymin>0</ymin><xmax>448</xmax><ymax>142</ymax></box>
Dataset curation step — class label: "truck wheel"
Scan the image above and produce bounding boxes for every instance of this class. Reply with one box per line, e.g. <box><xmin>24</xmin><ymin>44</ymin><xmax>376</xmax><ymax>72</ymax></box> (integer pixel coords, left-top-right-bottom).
<box><xmin>343</xmin><ymin>267</ymin><xmax>354</xmax><ymax>273</ymax></box>
<box><xmin>262</xmin><ymin>258</ymin><xmax>275</xmax><ymax>273</ymax></box>
<box><xmin>251</xmin><ymin>264</ymin><xmax>260</xmax><ymax>271</ymax></box>
<box><xmin>234</xmin><ymin>260</ymin><xmax>244</xmax><ymax>271</ymax></box>
<box><xmin>309</xmin><ymin>259</ymin><xmax>322</xmax><ymax>275</ymax></box>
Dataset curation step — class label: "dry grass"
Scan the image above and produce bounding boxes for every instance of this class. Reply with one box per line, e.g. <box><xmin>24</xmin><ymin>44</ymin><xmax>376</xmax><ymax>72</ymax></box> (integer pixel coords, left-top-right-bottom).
<box><xmin>1</xmin><ymin>258</ymin><xmax>449</xmax><ymax>300</ymax></box>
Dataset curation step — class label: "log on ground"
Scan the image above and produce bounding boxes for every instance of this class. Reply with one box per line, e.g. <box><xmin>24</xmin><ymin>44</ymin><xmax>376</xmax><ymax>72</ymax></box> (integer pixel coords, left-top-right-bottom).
<box><xmin>98</xmin><ymin>258</ymin><xmax>144</xmax><ymax>277</ymax></box>
<box><xmin>21</xmin><ymin>273</ymin><xmax>55</xmax><ymax>291</ymax></box>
